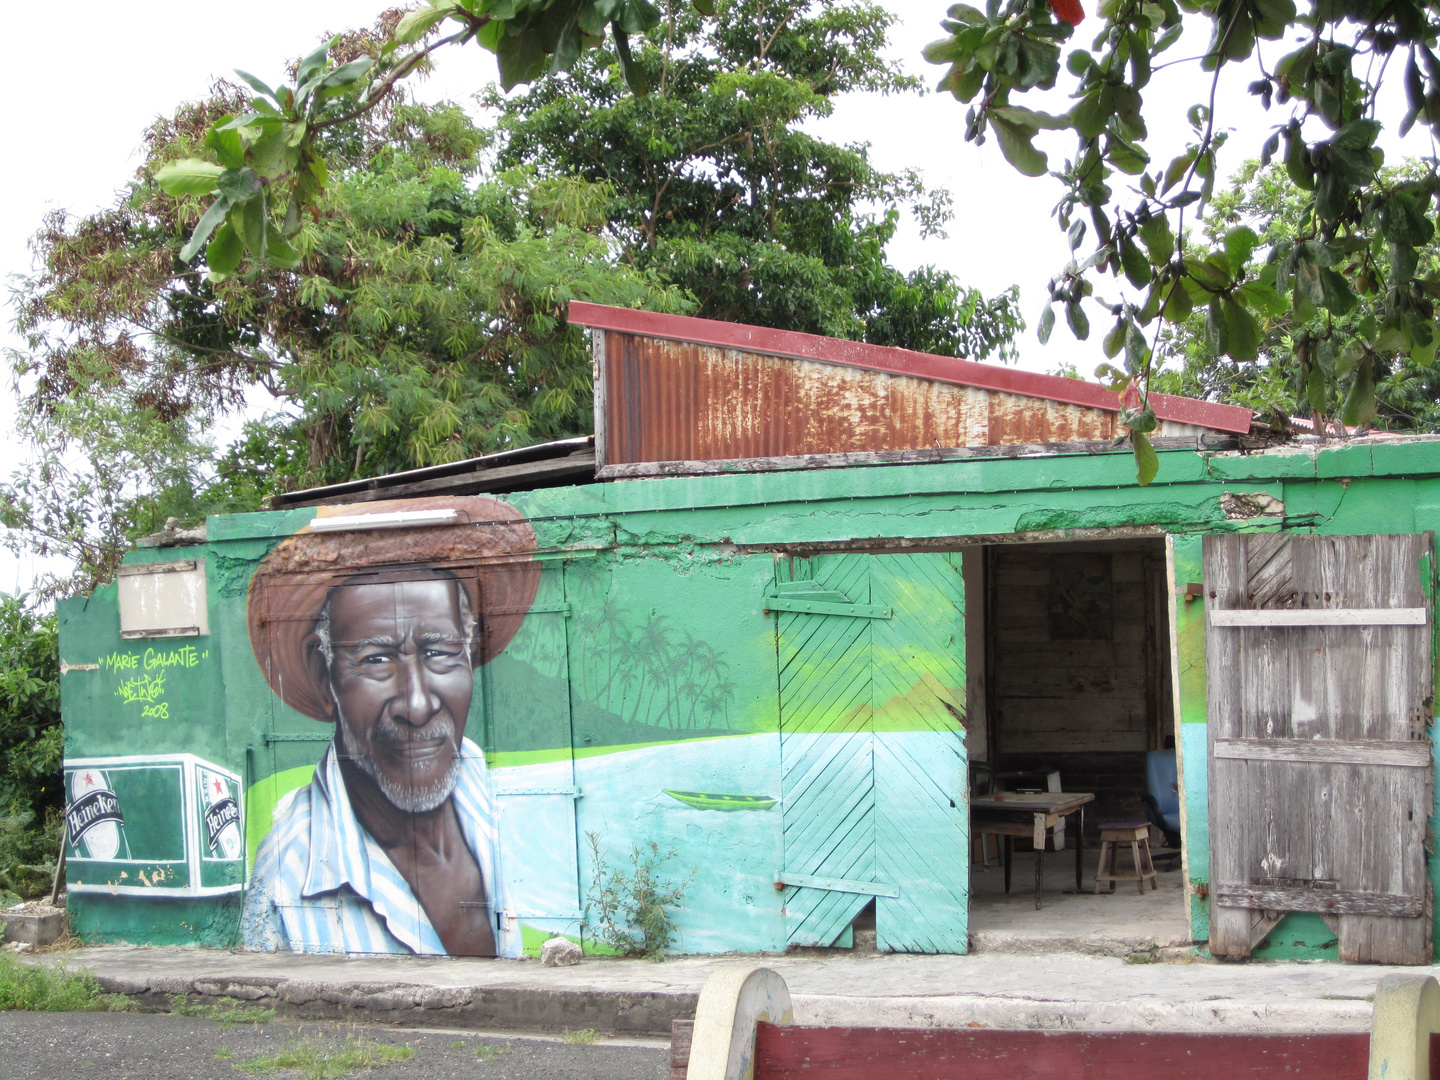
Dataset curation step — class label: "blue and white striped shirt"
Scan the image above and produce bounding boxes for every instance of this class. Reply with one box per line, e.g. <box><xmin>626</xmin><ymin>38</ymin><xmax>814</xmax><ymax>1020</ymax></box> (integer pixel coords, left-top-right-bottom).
<box><xmin>242</xmin><ymin>737</ymin><xmax>514</xmax><ymax>956</ymax></box>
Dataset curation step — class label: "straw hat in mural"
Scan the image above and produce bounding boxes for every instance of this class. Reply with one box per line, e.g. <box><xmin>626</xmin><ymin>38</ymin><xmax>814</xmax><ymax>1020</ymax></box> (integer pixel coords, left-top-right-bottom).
<box><xmin>246</xmin><ymin>495</ymin><xmax>540</xmax><ymax>723</ymax></box>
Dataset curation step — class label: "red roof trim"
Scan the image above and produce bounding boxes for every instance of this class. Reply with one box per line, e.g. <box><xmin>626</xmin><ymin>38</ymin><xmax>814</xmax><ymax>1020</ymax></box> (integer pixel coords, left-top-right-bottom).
<box><xmin>568</xmin><ymin>302</ymin><xmax>1253</xmax><ymax>435</ymax></box>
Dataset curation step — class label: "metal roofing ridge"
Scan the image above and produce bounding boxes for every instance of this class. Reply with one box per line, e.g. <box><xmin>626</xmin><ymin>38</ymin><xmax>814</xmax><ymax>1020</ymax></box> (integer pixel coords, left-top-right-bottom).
<box><xmin>568</xmin><ymin>301</ymin><xmax>1253</xmax><ymax>435</ymax></box>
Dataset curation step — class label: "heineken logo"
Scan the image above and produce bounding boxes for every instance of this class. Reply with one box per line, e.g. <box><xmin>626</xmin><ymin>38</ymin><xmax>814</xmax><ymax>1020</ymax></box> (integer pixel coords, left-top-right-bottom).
<box><xmin>204</xmin><ymin>798</ymin><xmax>239</xmax><ymax>849</ymax></box>
<box><xmin>66</xmin><ymin>789</ymin><xmax>125</xmax><ymax>843</ymax></box>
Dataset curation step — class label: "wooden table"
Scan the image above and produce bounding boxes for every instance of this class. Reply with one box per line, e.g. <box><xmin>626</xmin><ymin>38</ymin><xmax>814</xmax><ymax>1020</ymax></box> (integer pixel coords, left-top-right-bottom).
<box><xmin>969</xmin><ymin>792</ymin><xmax>1095</xmax><ymax>909</ymax></box>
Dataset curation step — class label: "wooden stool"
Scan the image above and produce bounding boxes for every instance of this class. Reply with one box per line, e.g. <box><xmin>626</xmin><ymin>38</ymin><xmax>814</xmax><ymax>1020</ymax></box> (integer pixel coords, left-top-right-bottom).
<box><xmin>1094</xmin><ymin>821</ymin><xmax>1158</xmax><ymax>894</ymax></box>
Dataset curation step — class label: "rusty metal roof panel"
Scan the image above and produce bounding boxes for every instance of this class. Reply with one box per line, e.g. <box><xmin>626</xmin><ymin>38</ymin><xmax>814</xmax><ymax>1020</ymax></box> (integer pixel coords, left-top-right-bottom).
<box><xmin>583</xmin><ymin>310</ymin><xmax>1221</xmax><ymax>470</ymax></box>
<box><xmin>571</xmin><ymin>301</ymin><xmax>1252</xmax><ymax>445</ymax></box>
<box><xmin>573</xmin><ymin>303</ymin><xmax>1240</xmax><ymax>470</ymax></box>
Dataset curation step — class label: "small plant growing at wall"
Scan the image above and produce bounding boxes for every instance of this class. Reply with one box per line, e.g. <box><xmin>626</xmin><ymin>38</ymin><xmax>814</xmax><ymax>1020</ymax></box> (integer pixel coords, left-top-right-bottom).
<box><xmin>584</xmin><ymin>831</ymin><xmax>695</xmax><ymax>961</ymax></box>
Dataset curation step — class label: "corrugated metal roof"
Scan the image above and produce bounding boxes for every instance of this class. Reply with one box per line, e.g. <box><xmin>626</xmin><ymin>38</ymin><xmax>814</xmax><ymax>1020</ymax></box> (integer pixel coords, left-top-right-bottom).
<box><xmin>569</xmin><ymin>302</ymin><xmax>1253</xmax><ymax>436</ymax></box>
<box><xmin>267</xmin><ymin>437</ymin><xmax>595</xmax><ymax>509</ymax></box>
<box><xmin>571</xmin><ymin>302</ymin><xmax>1250</xmax><ymax>473</ymax></box>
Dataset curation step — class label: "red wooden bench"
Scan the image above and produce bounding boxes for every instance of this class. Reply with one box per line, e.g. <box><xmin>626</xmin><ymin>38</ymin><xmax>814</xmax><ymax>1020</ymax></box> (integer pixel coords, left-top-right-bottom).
<box><xmin>669</xmin><ymin>966</ymin><xmax>1440</xmax><ymax>1080</ymax></box>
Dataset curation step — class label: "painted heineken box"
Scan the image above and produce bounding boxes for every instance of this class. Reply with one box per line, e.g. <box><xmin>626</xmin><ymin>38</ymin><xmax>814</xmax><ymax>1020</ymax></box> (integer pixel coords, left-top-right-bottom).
<box><xmin>65</xmin><ymin>754</ymin><xmax>244</xmax><ymax>897</ymax></box>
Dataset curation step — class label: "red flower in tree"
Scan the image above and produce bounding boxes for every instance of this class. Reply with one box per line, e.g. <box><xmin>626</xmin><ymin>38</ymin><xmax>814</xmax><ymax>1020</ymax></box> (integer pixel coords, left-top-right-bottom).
<box><xmin>1049</xmin><ymin>0</ymin><xmax>1085</xmax><ymax>23</ymax></box>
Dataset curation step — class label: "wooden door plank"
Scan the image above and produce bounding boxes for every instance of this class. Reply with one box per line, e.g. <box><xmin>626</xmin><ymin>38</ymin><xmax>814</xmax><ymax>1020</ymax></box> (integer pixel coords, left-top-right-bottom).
<box><xmin>1215</xmin><ymin>884</ymin><xmax>1424</xmax><ymax>917</ymax></box>
<box><xmin>1209</xmin><ymin>607</ymin><xmax>1428</xmax><ymax>626</ymax></box>
<box><xmin>1213</xmin><ymin>739</ymin><xmax>1432</xmax><ymax>767</ymax></box>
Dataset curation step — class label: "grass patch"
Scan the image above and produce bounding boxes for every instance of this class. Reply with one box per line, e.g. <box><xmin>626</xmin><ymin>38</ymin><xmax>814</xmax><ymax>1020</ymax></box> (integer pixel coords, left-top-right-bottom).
<box><xmin>215</xmin><ymin>1046</ymin><xmax>234</xmax><ymax>1060</ymax></box>
<box><xmin>169</xmin><ymin>993</ymin><xmax>276</xmax><ymax>1026</ymax></box>
<box><xmin>236</xmin><ymin>1035</ymin><xmax>414</xmax><ymax>1079</ymax></box>
<box><xmin>562</xmin><ymin>1028</ymin><xmax>601</xmax><ymax>1045</ymax></box>
<box><xmin>0</xmin><ymin>948</ymin><xmax>125</xmax><ymax>1012</ymax></box>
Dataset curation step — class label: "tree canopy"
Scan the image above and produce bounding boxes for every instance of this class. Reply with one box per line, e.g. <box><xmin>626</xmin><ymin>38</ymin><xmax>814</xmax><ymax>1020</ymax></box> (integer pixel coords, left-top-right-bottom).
<box><xmin>9</xmin><ymin>3</ymin><xmax>1019</xmax><ymax>596</ymax></box>
<box><xmin>923</xmin><ymin>0</ymin><xmax>1440</xmax><ymax>479</ymax></box>
<box><xmin>1157</xmin><ymin>160</ymin><xmax>1440</xmax><ymax>432</ymax></box>
<box><xmin>484</xmin><ymin>0</ymin><xmax>1022</xmax><ymax>357</ymax></box>
<box><xmin>9</xmin><ymin>24</ymin><xmax>687</xmax><ymax>595</ymax></box>
<box><xmin>145</xmin><ymin>0</ymin><xmax>1440</xmax><ymax>488</ymax></box>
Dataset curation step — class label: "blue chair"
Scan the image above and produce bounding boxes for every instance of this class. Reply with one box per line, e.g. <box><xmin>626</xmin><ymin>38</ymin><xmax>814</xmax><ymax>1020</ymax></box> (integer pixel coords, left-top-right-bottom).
<box><xmin>1141</xmin><ymin>750</ymin><xmax>1181</xmax><ymax>857</ymax></box>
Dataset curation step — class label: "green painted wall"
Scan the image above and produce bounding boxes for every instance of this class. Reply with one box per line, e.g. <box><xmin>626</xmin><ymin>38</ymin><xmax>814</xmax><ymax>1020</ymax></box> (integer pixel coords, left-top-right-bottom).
<box><xmin>58</xmin><ymin>438</ymin><xmax>1440</xmax><ymax>958</ymax></box>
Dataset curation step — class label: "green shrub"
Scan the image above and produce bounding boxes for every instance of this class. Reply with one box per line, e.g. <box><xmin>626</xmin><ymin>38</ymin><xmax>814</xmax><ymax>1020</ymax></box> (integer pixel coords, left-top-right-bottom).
<box><xmin>0</xmin><ymin>950</ymin><xmax>113</xmax><ymax>1011</ymax></box>
<box><xmin>0</xmin><ymin>809</ymin><xmax>61</xmax><ymax>906</ymax></box>
<box><xmin>0</xmin><ymin>593</ymin><xmax>63</xmax><ymax>906</ymax></box>
<box><xmin>584</xmin><ymin>832</ymin><xmax>695</xmax><ymax>960</ymax></box>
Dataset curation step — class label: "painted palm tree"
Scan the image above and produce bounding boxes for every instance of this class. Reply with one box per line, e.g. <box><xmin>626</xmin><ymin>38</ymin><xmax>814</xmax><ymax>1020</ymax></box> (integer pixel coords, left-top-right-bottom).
<box><xmin>636</xmin><ymin>615</ymin><xmax>679</xmax><ymax>727</ymax></box>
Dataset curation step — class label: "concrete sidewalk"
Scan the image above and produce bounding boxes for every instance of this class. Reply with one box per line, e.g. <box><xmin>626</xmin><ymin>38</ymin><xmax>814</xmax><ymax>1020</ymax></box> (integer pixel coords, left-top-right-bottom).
<box><xmin>31</xmin><ymin>944</ymin><xmax>1416</xmax><ymax>1036</ymax></box>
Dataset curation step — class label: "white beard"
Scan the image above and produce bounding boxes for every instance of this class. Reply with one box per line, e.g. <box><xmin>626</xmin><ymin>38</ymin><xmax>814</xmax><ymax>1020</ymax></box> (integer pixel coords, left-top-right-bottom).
<box><xmin>339</xmin><ymin>715</ymin><xmax>462</xmax><ymax>813</ymax></box>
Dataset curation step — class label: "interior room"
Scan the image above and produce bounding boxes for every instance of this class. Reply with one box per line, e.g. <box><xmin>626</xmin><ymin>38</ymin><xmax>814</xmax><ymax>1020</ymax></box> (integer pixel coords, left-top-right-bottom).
<box><xmin>962</xmin><ymin>538</ymin><xmax>1189</xmax><ymax>951</ymax></box>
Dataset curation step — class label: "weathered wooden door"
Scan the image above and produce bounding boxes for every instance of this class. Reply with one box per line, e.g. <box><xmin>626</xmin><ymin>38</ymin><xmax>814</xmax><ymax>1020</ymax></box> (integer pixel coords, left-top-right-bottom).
<box><xmin>1205</xmin><ymin>533</ymin><xmax>1434</xmax><ymax>963</ymax></box>
<box><xmin>774</xmin><ymin>552</ymin><xmax>968</xmax><ymax>953</ymax></box>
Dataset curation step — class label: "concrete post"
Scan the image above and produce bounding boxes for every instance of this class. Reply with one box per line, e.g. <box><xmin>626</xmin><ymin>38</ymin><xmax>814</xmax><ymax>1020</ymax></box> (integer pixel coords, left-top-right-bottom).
<box><xmin>685</xmin><ymin>965</ymin><xmax>793</xmax><ymax>1080</ymax></box>
<box><xmin>1370</xmin><ymin>974</ymin><xmax>1440</xmax><ymax>1080</ymax></box>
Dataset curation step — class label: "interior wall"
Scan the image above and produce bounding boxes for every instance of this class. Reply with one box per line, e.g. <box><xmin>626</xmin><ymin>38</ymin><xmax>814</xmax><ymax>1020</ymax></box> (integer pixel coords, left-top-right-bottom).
<box><xmin>987</xmin><ymin>539</ymin><xmax>1170</xmax><ymax>831</ymax></box>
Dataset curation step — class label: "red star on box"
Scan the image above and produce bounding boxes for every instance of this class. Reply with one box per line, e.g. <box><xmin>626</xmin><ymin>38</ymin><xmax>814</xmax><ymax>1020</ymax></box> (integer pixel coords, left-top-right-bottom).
<box><xmin>213</xmin><ymin>778</ymin><xmax>224</xmax><ymax>796</ymax></box>
<box><xmin>84</xmin><ymin>773</ymin><xmax>94</xmax><ymax>787</ymax></box>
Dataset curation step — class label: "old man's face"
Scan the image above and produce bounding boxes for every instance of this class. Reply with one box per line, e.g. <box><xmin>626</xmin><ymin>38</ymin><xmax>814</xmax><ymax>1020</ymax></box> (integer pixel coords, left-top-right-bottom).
<box><xmin>324</xmin><ymin>578</ymin><xmax>474</xmax><ymax>812</ymax></box>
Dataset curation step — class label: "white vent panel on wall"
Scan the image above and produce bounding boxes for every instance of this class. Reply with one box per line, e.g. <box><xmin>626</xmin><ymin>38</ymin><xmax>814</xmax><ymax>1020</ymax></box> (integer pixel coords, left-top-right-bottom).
<box><xmin>117</xmin><ymin>560</ymin><xmax>208</xmax><ymax>639</ymax></box>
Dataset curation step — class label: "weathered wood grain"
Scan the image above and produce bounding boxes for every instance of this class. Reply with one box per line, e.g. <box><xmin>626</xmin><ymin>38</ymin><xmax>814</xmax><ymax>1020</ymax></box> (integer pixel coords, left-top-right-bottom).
<box><xmin>1204</xmin><ymin>533</ymin><xmax>1433</xmax><ymax>964</ymax></box>
<box><xmin>1215</xmin><ymin>885</ymin><xmax>1424</xmax><ymax>917</ymax></box>
<box><xmin>1209</xmin><ymin>607</ymin><xmax>1428</xmax><ymax>626</ymax></box>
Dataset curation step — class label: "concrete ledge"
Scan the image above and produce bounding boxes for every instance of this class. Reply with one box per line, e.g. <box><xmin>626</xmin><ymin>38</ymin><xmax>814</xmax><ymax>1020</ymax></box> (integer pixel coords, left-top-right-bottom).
<box><xmin>39</xmin><ymin>945</ymin><xmax>1428</xmax><ymax>1039</ymax></box>
<box><xmin>93</xmin><ymin>973</ymin><xmax>697</xmax><ymax>1035</ymax></box>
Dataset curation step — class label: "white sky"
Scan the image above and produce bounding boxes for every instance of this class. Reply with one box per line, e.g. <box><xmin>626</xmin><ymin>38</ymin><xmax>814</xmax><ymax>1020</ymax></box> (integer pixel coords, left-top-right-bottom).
<box><xmin>0</xmin><ymin>2</ymin><xmax>1423</xmax><ymax>593</ymax></box>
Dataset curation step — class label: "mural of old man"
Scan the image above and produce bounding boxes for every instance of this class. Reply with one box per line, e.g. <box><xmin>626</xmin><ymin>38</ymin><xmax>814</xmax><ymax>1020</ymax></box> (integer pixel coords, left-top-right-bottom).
<box><xmin>241</xmin><ymin>497</ymin><xmax>539</xmax><ymax>956</ymax></box>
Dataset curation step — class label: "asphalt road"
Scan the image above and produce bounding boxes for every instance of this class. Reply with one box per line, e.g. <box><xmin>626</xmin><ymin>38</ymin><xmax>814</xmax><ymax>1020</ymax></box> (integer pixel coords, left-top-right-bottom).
<box><xmin>0</xmin><ymin>1012</ymin><xmax>670</xmax><ymax>1080</ymax></box>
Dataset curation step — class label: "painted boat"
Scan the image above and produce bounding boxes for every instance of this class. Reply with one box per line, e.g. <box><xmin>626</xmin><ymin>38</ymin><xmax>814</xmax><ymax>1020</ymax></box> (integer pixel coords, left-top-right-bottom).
<box><xmin>663</xmin><ymin>789</ymin><xmax>777</xmax><ymax>812</ymax></box>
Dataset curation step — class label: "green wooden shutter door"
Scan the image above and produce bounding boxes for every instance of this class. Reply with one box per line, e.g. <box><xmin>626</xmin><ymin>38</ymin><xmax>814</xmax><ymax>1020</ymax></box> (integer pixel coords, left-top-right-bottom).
<box><xmin>871</xmin><ymin>553</ymin><xmax>969</xmax><ymax>954</ymax></box>
<box><xmin>776</xmin><ymin>552</ymin><xmax>968</xmax><ymax>953</ymax></box>
<box><xmin>777</xmin><ymin>554</ymin><xmax>878</xmax><ymax>946</ymax></box>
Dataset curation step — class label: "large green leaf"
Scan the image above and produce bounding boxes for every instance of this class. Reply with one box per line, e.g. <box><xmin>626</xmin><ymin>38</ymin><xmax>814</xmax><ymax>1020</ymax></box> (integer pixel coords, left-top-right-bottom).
<box><xmin>1132</xmin><ymin>431</ymin><xmax>1159</xmax><ymax>486</ymax></box>
<box><xmin>179</xmin><ymin>196</ymin><xmax>232</xmax><ymax>262</ymax></box>
<box><xmin>1138</xmin><ymin>215</ymin><xmax>1174</xmax><ymax>266</ymax></box>
<box><xmin>990</xmin><ymin>116</ymin><xmax>1047</xmax><ymax>176</ymax></box>
<box><xmin>1037</xmin><ymin>302</ymin><xmax>1056</xmax><ymax>344</ymax></box>
<box><xmin>1222</xmin><ymin>297</ymin><xmax>1259</xmax><ymax>361</ymax></box>
<box><xmin>205</xmin><ymin>223</ymin><xmax>244</xmax><ymax>279</ymax></box>
<box><xmin>1340</xmin><ymin>355</ymin><xmax>1378</xmax><ymax>426</ymax></box>
<box><xmin>154</xmin><ymin>159</ymin><xmax>225</xmax><ymax>197</ymax></box>
<box><xmin>1118</xmin><ymin>234</ymin><xmax>1152</xmax><ymax>288</ymax></box>
<box><xmin>396</xmin><ymin>2</ymin><xmax>456</xmax><ymax>44</ymax></box>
